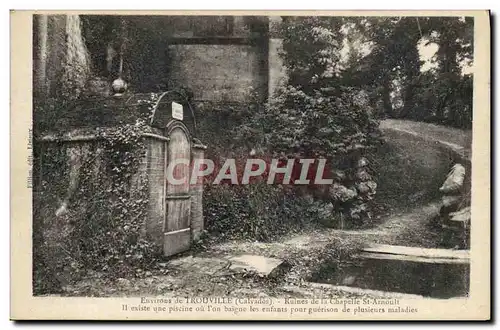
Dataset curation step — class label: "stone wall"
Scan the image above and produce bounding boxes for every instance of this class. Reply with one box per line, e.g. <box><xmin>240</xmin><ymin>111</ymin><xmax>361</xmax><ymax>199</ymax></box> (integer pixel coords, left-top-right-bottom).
<box><xmin>34</xmin><ymin>125</ymin><xmax>205</xmax><ymax>282</ymax></box>
<box><xmin>34</xmin><ymin>15</ymin><xmax>281</xmax><ymax>104</ymax></box>
<box><xmin>144</xmin><ymin>137</ymin><xmax>167</xmax><ymax>246</ymax></box>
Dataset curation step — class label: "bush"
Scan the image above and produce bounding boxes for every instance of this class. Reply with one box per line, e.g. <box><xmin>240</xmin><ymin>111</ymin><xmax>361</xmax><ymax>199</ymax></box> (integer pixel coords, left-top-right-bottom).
<box><xmin>234</xmin><ymin>18</ymin><xmax>383</xmax><ymax>227</ymax></box>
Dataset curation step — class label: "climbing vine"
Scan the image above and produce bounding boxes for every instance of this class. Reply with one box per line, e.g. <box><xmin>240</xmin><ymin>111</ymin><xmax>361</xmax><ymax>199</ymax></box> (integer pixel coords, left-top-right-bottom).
<box><xmin>76</xmin><ymin>120</ymin><xmax>157</xmax><ymax>275</ymax></box>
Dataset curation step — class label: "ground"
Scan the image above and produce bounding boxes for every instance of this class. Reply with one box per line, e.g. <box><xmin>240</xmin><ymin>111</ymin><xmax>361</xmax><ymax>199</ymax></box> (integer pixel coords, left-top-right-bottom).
<box><xmin>57</xmin><ymin>201</ymin><xmax>442</xmax><ymax>298</ymax></box>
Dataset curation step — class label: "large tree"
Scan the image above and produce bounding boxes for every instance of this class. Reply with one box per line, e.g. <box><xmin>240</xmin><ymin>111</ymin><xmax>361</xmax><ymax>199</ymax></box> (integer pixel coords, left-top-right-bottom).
<box><xmin>349</xmin><ymin>16</ymin><xmax>473</xmax><ymax>128</ymax></box>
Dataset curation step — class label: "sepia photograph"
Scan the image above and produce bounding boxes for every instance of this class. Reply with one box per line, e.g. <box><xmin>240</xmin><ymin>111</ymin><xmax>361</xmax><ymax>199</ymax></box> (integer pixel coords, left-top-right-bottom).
<box><xmin>10</xmin><ymin>10</ymin><xmax>490</xmax><ymax>320</ymax></box>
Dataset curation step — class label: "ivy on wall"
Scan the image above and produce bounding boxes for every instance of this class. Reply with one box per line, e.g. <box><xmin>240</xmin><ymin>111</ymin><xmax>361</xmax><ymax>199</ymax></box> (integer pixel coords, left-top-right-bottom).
<box><xmin>33</xmin><ymin>96</ymin><xmax>162</xmax><ymax>294</ymax></box>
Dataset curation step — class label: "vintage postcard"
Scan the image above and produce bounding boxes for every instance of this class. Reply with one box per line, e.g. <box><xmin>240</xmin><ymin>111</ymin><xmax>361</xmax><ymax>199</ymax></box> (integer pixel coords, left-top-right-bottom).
<box><xmin>11</xmin><ymin>10</ymin><xmax>490</xmax><ymax>320</ymax></box>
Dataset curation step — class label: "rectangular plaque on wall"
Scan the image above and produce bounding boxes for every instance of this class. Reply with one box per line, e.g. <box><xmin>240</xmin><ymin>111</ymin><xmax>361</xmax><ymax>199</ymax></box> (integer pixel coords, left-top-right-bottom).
<box><xmin>172</xmin><ymin>101</ymin><xmax>184</xmax><ymax>121</ymax></box>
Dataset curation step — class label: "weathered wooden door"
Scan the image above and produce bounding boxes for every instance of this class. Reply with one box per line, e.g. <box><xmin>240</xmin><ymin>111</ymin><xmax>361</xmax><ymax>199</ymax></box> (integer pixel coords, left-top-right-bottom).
<box><xmin>164</xmin><ymin>126</ymin><xmax>192</xmax><ymax>257</ymax></box>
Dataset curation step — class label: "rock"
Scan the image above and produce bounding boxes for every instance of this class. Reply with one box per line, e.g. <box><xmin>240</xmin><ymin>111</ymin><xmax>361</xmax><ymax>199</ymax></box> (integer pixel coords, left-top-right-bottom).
<box><xmin>329</xmin><ymin>184</ymin><xmax>357</xmax><ymax>202</ymax></box>
<box><xmin>356</xmin><ymin>181</ymin><xmax>377</xmax><ymax>194</ymax></box>
<box><xmin>227</xmin><ymin>255</ymin><xmax>286</xmax><ymax>278</ymax></box>
<box><xmin>440</xmin><ymin>164</ymin><xmax>466</xmax><ymax>194</ymax></box>
<box><xmin>355</xmin><ymin>168</ymin><xmax>372</xmax><ymax>181</ymax></box>
<box><xmin>442</xmin><ymin>195</ymin><xmax>461</xmax><ymax>208</ymax></box>
<box><xmin>333</xmin><ymin>170</ymin><xmax>346</xmax><ymax>181</ymax></box>
<box><xmin>449</xmin><ymin>207</ymin><xmax>471</xmax><ymax>224</ymax></box>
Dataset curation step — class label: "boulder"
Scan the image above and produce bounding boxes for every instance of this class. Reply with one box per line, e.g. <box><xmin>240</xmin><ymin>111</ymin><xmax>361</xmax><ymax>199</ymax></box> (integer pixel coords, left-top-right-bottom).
<box><xmin>441</xmin><ymin>195</ymin><xmax>461</xmax><ymax>208</ymax></box>
<box><xmin>449</xmin><ymin>207</ymin><xmax>471</xmax><ymax>224</ymax></box>
<box><xmin>356</xmin><ymin>181</ymin><xmax>377</xmax><ymax>195</ymax></box>
<box><xmin>333</xmin><ymin>170</ymin><xmax>346</xmax><ymax>181</ymax></box>
<box><xmin>355</xmin><ymin>168</ymin><xmax>372</xmax><ymax>181</ymax></box>
<box><xmin>329</xmin><ymin>183</ymin><xmax>357</xmax><ymax>202</ymax></box>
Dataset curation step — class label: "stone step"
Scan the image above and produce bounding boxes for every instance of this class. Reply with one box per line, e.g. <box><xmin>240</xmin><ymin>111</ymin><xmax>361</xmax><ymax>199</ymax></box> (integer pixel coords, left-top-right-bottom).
<box><xmin>357</xmin><ymin>252</ymin><xmax>469</xmax><ymax>264</ymax></box>
<box><xmin>167</xmin><ymin>254</ymin><xmax>289</xmax><ymax>278</ymax></box>
<box><xmin>227</xmin><ymin>254</ymin><xmax>287</xmax><ymax>278</ymax></box>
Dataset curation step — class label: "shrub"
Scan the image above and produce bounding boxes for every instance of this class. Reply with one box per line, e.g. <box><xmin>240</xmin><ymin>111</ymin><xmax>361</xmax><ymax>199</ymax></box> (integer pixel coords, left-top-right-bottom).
<box><xmin>234</xmin><ymin>18</ymin><xmax>383</xmax><ymax>227</ymax></box>
<box><xmin>203</xmin><ymin>183</ymin><xmax>332</xmax><ymax>242</ymax></box>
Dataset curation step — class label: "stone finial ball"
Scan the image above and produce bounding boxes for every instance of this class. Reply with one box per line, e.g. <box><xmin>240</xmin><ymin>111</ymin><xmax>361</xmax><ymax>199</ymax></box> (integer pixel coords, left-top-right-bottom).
<box><xmin>112</xmin><ymin>78</ymin><xmax>127</xmax><ymax>94</ymax></box>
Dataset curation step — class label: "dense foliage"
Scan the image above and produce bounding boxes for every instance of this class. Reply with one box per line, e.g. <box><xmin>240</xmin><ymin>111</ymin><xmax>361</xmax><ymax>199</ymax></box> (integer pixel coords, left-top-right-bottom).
<box><xmin>233</xmin><ymin>17</ymin><xmax>383</xmax><ymax>228</ymax></box>
<box><xmin>203</xmin><ymin>183</ymin><xmax>330</xmax><ymax>241</ymax></box>
<box><xmin>212</xmin><ymin>16</ymin><xmax>474</xmax><ymax>233</ymax></box>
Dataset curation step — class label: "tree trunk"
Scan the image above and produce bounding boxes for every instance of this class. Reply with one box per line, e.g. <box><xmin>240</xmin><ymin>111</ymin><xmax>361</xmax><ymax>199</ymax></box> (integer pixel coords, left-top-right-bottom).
<box><xmin>61</xmin><ymin>15</ymin><xmax>91</xmax><ymax>99</ymax></box>
<box><xmin>382</xmin><ymin>78</ymin><xmax>392</xmax><ymax>117</ymax></box>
